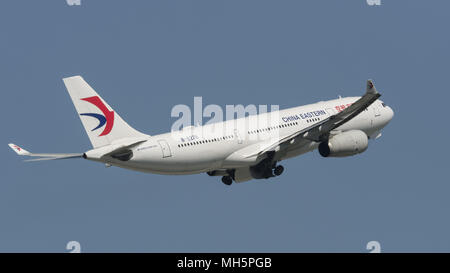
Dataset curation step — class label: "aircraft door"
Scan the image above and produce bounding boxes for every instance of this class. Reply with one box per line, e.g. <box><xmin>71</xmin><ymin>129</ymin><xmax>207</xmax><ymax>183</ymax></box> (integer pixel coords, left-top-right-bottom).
<box><xmin>158</xmin><ymin>139</ymin><xmax>172</xmax><ymax>158</ymax></box>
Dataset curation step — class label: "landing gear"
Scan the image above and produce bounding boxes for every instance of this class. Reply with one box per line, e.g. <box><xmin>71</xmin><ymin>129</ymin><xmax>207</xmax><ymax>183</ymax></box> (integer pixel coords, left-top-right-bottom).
<box><xmin>221</xmin><ymin>176</ymin><xmax>233</xmax><ymax>186</ymax></box>
<box><xmin>273</xmin><ymin>165</ymin><xmax>284</xmax><ymax>176</ymax></box>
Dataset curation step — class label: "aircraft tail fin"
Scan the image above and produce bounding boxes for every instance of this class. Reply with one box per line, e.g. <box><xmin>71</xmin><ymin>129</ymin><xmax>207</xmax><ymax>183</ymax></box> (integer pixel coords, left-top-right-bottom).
<box><xmin>62</xmin><ymin>76</ymin><xmax>148</xmax><ymax>148</ymax></box>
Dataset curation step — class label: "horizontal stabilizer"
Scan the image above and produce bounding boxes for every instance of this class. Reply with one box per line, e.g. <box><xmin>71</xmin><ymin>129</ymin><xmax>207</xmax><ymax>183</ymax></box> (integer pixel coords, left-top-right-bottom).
<box><xmin>8</xmin><ymin>143</ymin><xmax>83</xmax><ymax>162</ymax></box>
<box><xmin>24</xmin><ymin>155</ymin><xmax>83</xmax><ymax>162</ymax></box>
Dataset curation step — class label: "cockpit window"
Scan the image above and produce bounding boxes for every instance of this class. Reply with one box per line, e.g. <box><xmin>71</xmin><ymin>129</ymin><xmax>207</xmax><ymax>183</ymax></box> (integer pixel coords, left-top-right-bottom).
<box><xmin>381</xmin><ymin>102</ymin><xmax>386</xmax><ymax>107</ymax></box>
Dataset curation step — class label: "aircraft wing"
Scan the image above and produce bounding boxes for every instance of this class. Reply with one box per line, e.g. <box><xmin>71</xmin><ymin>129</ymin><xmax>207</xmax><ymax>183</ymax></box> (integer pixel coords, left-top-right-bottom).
<box><xmin>246</xmin><ymin>80</ymin><xmax>381</xmax><ymax>158</ymax></box>
<box><xmin>8</xmin><ymin>143</ymin><xmax>83</xmax><ymax>162</ymax></box>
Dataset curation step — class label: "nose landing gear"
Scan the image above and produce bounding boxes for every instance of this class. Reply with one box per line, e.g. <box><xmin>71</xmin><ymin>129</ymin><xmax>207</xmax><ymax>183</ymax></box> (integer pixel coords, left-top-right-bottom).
<box><xmin>273</xmin><ymin>165</ymin><xmax>284</xmax><ymax>176</ymax></box>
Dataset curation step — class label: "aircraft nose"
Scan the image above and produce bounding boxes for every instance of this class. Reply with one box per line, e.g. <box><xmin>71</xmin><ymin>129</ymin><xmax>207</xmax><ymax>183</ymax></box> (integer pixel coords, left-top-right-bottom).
<box><xmin>386</xmin><ymin>106</ymin><xmax>394</xmax><ymax>122</ymax></box>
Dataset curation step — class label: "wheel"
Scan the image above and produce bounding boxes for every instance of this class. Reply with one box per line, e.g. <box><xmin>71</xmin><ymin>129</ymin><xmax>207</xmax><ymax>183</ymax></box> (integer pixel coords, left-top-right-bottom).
<box><xmin>221</xmin><ymin>176</ymin><xmax>233</xmax><ymax>185</ymax></box>
<box><xmin>274</xmin><ymin>165</ymin><xmax>284</xmax><ymax>176</ymax></box>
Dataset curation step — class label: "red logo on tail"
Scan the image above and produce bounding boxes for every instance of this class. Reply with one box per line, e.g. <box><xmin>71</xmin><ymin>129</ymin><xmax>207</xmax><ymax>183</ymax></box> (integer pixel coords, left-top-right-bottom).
<box><xmin>80</xmin><ymin>96</ymin><xmax>115</xmax><ymax>136</ymax></box>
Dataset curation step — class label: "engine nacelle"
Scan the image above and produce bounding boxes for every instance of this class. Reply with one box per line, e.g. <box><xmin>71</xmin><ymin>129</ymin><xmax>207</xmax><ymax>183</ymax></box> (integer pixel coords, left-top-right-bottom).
<box><xmin>318</xmin><ymin>130</ymin><xmax>368</xmax><ymax>157</ymax></box>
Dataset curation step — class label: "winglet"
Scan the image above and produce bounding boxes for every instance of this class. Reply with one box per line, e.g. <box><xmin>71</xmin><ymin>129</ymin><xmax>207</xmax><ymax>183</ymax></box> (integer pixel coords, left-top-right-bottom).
<box><xmin>8</xmin><ymin>143</ymin><xmax>31</xmax><ymax>156</ymax></box>
<box><xmin>366</xmin><ymin>79</ymin><xmax>378</xmax><ymax>95</ymax></box>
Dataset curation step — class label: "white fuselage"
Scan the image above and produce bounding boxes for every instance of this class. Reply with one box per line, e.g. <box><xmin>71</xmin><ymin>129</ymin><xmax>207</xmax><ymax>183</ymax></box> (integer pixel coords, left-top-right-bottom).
<box><xmin>86</xmin><ymin>97</ymin><xmax>393</xmax><ymax>175</ymax></box>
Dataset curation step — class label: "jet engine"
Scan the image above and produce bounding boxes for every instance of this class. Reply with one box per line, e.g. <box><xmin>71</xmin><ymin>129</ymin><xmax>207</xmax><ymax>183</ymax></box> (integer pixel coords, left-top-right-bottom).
<box><xmin>318</xmin><ymin>130</ymin><xmax>368</xmax><ymax>157</ymax></box>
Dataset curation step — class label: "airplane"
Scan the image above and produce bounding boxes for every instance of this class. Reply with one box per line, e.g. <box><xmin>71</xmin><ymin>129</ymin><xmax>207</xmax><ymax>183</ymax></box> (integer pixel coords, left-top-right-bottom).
<box><xmin>8</xmin><ymin>76</ymin><xmax>394</xmax><ymax>185</ymax></box>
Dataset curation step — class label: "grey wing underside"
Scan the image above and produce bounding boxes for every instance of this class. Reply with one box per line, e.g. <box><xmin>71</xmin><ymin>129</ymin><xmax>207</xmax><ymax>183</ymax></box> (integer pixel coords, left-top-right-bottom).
<box><xmin>245</xmin><ymin>80</ymin><xmax>381</xmax><ymax>158</ymax></box>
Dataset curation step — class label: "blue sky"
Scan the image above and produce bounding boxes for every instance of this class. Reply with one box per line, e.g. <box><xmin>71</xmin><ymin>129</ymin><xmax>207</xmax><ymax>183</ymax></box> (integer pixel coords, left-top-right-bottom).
<box><xmin>1</xmin><ymin>0</ymin><xmax>449</xmax><ymax>252</ymax></box>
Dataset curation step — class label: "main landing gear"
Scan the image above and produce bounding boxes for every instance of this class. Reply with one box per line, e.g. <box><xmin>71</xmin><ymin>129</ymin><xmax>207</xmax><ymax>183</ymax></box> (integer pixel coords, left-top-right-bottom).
<box><xmin>220</xmin><ymin>164</ymin><xmax>284</xmax><ymax>185</ymax></box>
<box><xmin>221</xmin><ymin>176</ymin><xmax>233</xmax><ymax>186</ymax></box>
